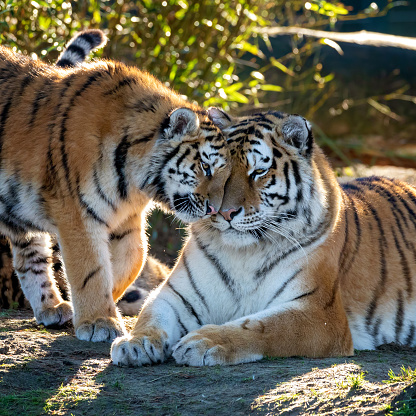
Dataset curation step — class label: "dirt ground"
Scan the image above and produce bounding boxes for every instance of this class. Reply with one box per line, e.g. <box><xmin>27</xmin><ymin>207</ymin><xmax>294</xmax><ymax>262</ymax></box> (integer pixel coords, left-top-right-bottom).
<box><xmin>1</xmin><ymin>166</ymin><xmax>416</xmax><ymax>416</ymax></box>
<box><xmin>1</xmin><ymin>309</ymin><xmax>416</xmax><ymax>416</ymax></box>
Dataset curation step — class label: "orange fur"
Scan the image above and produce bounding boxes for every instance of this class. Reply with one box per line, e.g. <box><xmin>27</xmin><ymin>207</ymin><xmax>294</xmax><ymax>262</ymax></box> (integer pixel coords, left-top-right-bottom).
<box><xmin>112</xmin><ymin>110</ymin><xmax>416</xmax><ymax>366</ymax></box>
<box><xmin>0</xmin><ymin>46</ymin><xmax>229</xmax><ymax>342</ymax></box>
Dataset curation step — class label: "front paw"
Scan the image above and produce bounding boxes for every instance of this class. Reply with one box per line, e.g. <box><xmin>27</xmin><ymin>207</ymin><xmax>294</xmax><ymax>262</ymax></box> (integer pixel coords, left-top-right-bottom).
<box><xmin>172</xmin><ymin>326</ymin><xmax>229</xmax><ymax>366</ymax></box>
<box><xmin>111</xmin><ymin>329</ymin><xmax>168</xmax><ymax>367</ymax></box>
<box><xmin>75</xmin><ymin>317</ymin><xmax>126</xmax><ymax>342</ymax></box>
<box><xmin>36</xmin><ymin>301</ymin><xmax>73</xmax><ymax>328</ymax></box>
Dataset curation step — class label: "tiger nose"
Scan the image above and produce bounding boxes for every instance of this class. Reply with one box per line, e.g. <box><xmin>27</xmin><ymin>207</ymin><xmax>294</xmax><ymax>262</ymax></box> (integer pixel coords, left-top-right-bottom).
<box><xmin>206</xmin><ymin>205</ymin><xmax>218</xmax><ymax>215</ymax></box>
<box><xmin>219</xmin><ymin>208</ymin><xmax>238</xmax><ymax>222</ymax></box>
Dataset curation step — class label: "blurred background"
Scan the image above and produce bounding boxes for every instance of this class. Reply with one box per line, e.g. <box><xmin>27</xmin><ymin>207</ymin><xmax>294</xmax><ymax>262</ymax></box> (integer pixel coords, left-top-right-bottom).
<box><xmin>1</xmin><ymin>0</ymin><xmax>415</xmax><ymax>266</ymax></box>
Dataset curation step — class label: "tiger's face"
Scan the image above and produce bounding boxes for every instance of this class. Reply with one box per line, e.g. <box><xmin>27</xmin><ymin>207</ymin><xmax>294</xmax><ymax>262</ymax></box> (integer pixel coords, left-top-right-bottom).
<box><xmin>148</xmin><ymin>108</ymin><xmax>231</xmax><ymax>223</ymax></box>
<box><xmin>206</xmin><ymin>109</ymin><xmax>328</xmax><ymax>247</ymax></box>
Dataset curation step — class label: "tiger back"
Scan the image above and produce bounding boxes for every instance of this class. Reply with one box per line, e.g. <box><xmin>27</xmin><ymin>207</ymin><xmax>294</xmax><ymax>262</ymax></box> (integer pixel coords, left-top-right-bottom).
<box><xmin>111</xmin><ymin>109</ymin><xmax>416</xmax><ymax>367</ymax></box>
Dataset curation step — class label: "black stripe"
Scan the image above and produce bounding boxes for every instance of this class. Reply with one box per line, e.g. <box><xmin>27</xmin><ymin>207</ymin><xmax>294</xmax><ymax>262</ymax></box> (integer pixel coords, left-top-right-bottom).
<box><xmin>129</xmin><ymin>95</ymin><xmax>162</xmax><ymax>113</ymax></box>
<box><xmin>254</xmin><ymin>216</ymin><xmax>332</xmax><ymax>282</ymax></box>
<box><xmin>82</xmin><ymin>266</ymin><xmax>101</xmax><ymax>289</ymax></box>
<box><xmin>15</xmin><ymin>266</ymin><xmax>46</xmax><ymax>275</ymax></box>
<box><xmin>109</xmin><ymin>228</ymin><xmax>139</xmax><ymax>241</ymax></box>
<box><xmin>391</xmin><ymin>227</ymin><xmax>412</xmax><ymax>296</ymax></box>
<box><xmin>159</xmin><ymin>298</ymin><xmax>188</xmax><ymax>337</ymax></box>
<box><xmin>149</xmin><ymin>143</ymin><xmax>182</xmax><ymax>200</ymax></box>
<box><xmin>176</xmin><ymin>148</ymin><xmax>191</xmax><ymax>168</ymax></box>
<box><xmin>114</xmin><ymin>134</ymin><xmax>130</xmax><ymax>199</ymax></box>
<box><xmin>0</xmin><ymin>89</ymin><xmax>14</xmax><ymax>156</ymax></box>
<box><xmin>59</xmin><ymin>71</ymin><xmax>105</xmax><ymax>195</ymax></box>
<box><xmin>291</xmin><ymin>287</ymin><xmax>317</xmax><ymax>302</ymax></box>
<box><xmin>183</xmin><ymin>251</ymin><xmax>209</xmax><ymax>311</ymax></box>
<box><xmin>339</xmin><ymin>194</ymin><xmax>362</xmax><ymax>276</ymax></box>
<box><xmin>394</xmin><ymin>290</ymin><xmax>404</xmax><ymax>343</ymax></box>
<box><xmin>29</xmin><ymin>79</ymin><xmax>50</xmax><ymax>127</ymax></box>
<box><xmin>93</xmin><ymin>168</ymin><xmax>117</xmax><ymax>211</ymax></box>
<box><xmin>17</xmin><ymin>73</ymin><xmax>35</xmax><ymax>98</ymax></box>
<box><xmin>66</xmin><ymin>44</ymin><xmax>87</xmax><ymax>59</ymax></box>
<box><xmin>56</xmin><ymin>58</ymin><xmax>76</xmax><ymax>69</ymax></box>
<box><xmin>405</xmin><ymin>323</ymin><xmax>415</xmax><ymax>346</ymax></box>
<box><xmin>103</xmin><ymin>77</ymin><xmax>136</xmax><ymax>96</ymax></box>
<box><xmin>372</xmin><ymin>318</ymin><xmax>382</xmax><ymax>344</ymax></box>
<box><xmin>167</xmin><ymin>281</ymin><xmax>203</xmax><ymax>326</ymax></box>
<box><xmin>195</xmin><ymin>236</ymin><xmax>237</xmax><ymax>298</ymax></box>
<box><xmin>75</xmin><ymin>175</ymin><xmax>109</xmax><ymax>226</ymax></box>
<box><xmin>265</xmin><ymin>269</ymin><xmax>301</xmax><ymax>308</ymax></box>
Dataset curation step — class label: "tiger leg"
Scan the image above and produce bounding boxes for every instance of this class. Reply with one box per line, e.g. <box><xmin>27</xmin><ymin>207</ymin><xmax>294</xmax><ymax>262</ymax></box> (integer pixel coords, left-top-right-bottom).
<box><xmin>110</xmin><ymin>214</ymin><xmax>147</xmax><ymax>302</ymax></box>
<box><xmin>56</xmin><ymin>217</ymin><xmax>125</xmax><ymax>342</ymax></box>
<box><xmin>111</xmin><ymin>283</ymin><xmax>200</xmax><ymax>366</ymax></box>
<box><xmin>12</xmin><ymin>232</ymin><xmax>72</xmax><ymax>327</ymax></box>
<box><xmin>172</xmin><ymin>293</ymin><xmax>353</xmax><ymax>366</ymax></box>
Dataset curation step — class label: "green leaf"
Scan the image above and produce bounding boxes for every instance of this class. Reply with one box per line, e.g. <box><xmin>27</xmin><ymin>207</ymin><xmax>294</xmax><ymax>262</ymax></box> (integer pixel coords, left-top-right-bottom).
<box><xmin>228</xmin><ymin>91</ymin><xmax>249</xmax><ymax>103</ymax></box>
<box><xmin>169</xmin><ymin>64</ymin><xmax>178</xmax><ymax>82</ymax></box>
<box><xmin>223</xmin><ymin>82</ymin><xmax>243</xmax><ymax>93</ymax></box>
<box><xmin>270</xmin><ymin>57</ymin><xmax>295</xmax><ymax>77</ymax></box>
<box><xmin>260</xmin><ymin>84</ymin><xmax>283</xmax><ymax>92</ymax></box>
<box><xmin>238</xmin><ymin>41</ymin><xmax>265</xmax><ymax>59</ymax></box>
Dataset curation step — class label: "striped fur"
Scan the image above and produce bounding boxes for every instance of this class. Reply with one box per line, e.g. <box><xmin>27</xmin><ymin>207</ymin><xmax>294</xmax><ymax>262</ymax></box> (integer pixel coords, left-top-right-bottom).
<box><xmin>117</xmin><ymin>255</ymin><xmax>170</xmax><ymax>316</ymax></box>
<box><xmin>112</xmin><ymin>110</ymin><xmax>416</xmax><ymax>366</ymax></box>
<box><xmin>56</xmin><ymin>29</ymin><xmax>107</xmax><ymax>68</ymax></box>
<box><xmin>0</xmin><ymin>44</ymin><xmax>230</xmax><ymax>342</ymax></box>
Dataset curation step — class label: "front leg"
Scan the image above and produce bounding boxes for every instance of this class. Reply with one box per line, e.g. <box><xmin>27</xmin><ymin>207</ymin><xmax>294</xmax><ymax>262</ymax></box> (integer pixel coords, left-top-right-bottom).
<box><xmin>111</xmin><ymin>269</ymin><xmax>203</xmax><ymax>366</ymax></box>
<box><xmin>57</xmin><ymin>216</ymin><xmax>125</xmax><ymax>342</ymax></box>
<box><xmin>109</xmin><ymin>213</ymin><xmax>147</xmax><ymax>301</ymax></box>
<box><xmin>173</xmin><ymin>293</ymin><xmax>353</xmax><ymax>366</ymax></box>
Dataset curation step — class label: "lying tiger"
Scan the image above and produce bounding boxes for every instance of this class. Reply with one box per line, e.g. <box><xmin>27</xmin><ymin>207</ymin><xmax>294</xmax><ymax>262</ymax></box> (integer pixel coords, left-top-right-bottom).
<box><xmin>112</xmin><ymin>109</ymin><xmax>416</xmax><ymax>366</ymax></box>
<box><xmin>0</xmin><ymin>32</ymin><xmax>230</xmax><ymax>342</ymax></box>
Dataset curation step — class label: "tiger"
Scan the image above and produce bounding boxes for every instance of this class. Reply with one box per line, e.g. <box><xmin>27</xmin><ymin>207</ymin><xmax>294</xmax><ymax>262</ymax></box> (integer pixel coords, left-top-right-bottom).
<box><xmin>0</xmin><ymin>37</ymin><xmax>230</xmax><ymax>342</ymax></box>
<box><xmin>111</xmin><ymin>108</ymin><xmax>416</xmax><ymax>366</ymax></box>
<box><xmin>0</xmin><ymin>30</ymin><xmax>170</xmax><ymax>318</ymax></box>
<box><xmin>0</xmin><ymin>30</ymin><xmax>104</xmax><ymax>312</ymax></box>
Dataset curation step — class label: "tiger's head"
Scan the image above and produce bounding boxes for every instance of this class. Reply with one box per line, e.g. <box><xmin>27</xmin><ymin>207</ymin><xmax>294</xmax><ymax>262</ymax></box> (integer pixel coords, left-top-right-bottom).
<box><xmin>145</xmin><ymin>107</ymin><xmax>231</xmax><ymax>223</ymax></box>
<box><xmin>204</xmin><ymin>109</ymin><xmax>329</xmax><ymax>247</ymax></box>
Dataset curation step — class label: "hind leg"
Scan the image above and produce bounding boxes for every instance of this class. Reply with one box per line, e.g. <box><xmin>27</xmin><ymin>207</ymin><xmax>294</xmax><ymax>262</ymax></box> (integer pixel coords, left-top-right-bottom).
<box><xmin>12</xmin><ymin>232</ymin><xmax>72</xmax><ymax>327</ymax></box>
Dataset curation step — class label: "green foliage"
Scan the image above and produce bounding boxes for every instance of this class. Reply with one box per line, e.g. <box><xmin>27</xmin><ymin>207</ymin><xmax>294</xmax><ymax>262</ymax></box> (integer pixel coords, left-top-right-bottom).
<box><xmin>385</xmin><ymin>366</ymin><xmax>416</xmax><ymax>384</ymax></box>
<box><xmin>347</xmin><ymin>371</ymin><xmax>366</xmax><ymax>389</ymax></box>
<box><xmin>1</xmin><ymin>0</ymin><xmax>397</xmax><ymax>116</ymax></box>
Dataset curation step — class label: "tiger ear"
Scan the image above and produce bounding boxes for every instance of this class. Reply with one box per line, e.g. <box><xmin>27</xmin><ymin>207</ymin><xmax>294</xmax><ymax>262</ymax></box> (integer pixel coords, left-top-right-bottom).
<box><xmin>162</xmin><ymin>108</ymin><xmax>199</xmax><ymax>142</ymax></box>
<box><xmin>207</xmin><ymin>107</ymin><xmax>233</xmax><ymax>129</ymax></box>
<box><xmin>281</xmin><ymin>115</ymin><xmax>314</xmax><ymax>156</ymax></box>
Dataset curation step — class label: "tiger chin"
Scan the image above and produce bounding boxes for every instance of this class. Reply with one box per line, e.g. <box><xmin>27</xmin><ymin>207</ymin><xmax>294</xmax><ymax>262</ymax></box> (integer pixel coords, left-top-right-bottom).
<box><xmin>0</xmin><ymin>33</ymin><xmax>230</xmax><ymax>342</ymax></box>
<box><xmin>112</xmin><ymin>108</ymin><xmax>416</xmax><ymax>366</ymax></box>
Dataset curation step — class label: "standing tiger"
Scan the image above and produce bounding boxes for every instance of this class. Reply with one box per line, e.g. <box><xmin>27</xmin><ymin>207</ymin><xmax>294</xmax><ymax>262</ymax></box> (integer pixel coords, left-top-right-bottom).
<box><xmin>111</xmin><ymin>109</ymin><xmax>416</xmax><ymax>366</ymax></box>
<box><xmin>0</xmin><ymin>39</ymin><xmax>230</xmax><ymax>342</ymax></box>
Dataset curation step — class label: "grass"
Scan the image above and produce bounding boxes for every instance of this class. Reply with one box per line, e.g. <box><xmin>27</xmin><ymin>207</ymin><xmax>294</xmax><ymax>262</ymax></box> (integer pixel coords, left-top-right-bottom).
<box><xmin>0</xmin><ymin>389</ymin><xmax>51</xmax><ymax>416</ymax></box>
<box><xmin>347</xmin><ymin>372</ymin><xmax>366</xmax><ymax>390</ymax></box>
<box><xmin>385</xmin><ymin>399</ymin><xmax>416</xmax><ymax>416</ymax></box>
<box><xmin>385</xmin><ymin>366</ymin><xmax>416</xmax><ymax>384</ymax></box>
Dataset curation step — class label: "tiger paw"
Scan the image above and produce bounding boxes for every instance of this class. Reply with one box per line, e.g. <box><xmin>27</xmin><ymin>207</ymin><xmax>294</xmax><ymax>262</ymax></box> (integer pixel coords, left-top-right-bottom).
<box><xmin>35</xmin><ymin>301</ymin><xmax>73</xmax><ymax>328</ymax></box>
<box><xmin>75</xmin><ymin>316</ymin><xmax>126</xmax><ymax>343</ymax></box>
<box><xmin>173</xmin><ymin>325</ymin><xmax>262</xmax><ymax>366</ymax></box>
<box><xmin>172</xmin><ymin>330</ymin><xmax>228</xmax><ymax>366</ymax></box>
<box><xmin>111</xmin><ymin>329</ymin><xmax>168</xmax><ymax>367</ymax></box>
